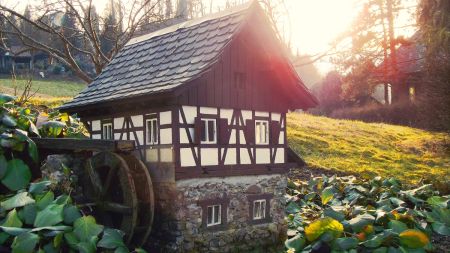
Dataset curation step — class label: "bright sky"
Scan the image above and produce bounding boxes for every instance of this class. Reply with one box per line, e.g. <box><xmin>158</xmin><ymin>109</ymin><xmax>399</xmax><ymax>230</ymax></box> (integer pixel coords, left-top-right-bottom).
<box><xmin>14</xmin><ymin>0</ymin><xmax>418</xmax><ymax>74</ymax></box>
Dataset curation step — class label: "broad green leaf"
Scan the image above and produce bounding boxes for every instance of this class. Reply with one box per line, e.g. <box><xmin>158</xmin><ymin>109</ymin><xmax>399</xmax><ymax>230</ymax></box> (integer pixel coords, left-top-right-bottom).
<box><xmin>76</xmin><ymin>236</ymin><xmax>98</xmax><ymax>253</ymax></box>
<box><xmin>64</xmin><ymin>232</ymin><xmax>79</xmax><ymax>249</ymax></box>
<box><xmin>399</xmin><ymin>229</ymin><xmax>429</xmax><ymax>249</ymax></box>
<box><xmin>36</xmin><ymin>191</ymin><xmax>54</xmax><ymax>210</ymax></box>
<box><xmin>98</xmin><ymin>228</ymin><xmax>125</xmax><ymax>249</ymax></box>
<box><xmin>286</xmin><ymin>201</ymin><xmax>301</xmax><ymax>214</ymax></box>
<box><xmin>11</xmin><ymin>232</ymin><xmax>39</xmax><ymax>253</ymax></box>
<box><xmin>0</xmin><ymin>94</ymin><xmax>16</xmax><ymax>105</ymax></box>
<box><xmin>42</xmin><ymin>243</ymin><xmax>58</xmax><ymax>253</ymax></box>
<box><xmin>0</xmin><ymin>232</ymin><xmax>10</xmax><ymax>244</ymax></box>
<box><xmin>363</xmin><ymin>234</ymin><xmax>384</xmax><ymax>248</ymax></box>
<box><xmin>1</xmin><ymin>192</ymin><xmax>35</xmax><ymax>210</ymax></box>
<box><xmin>373</xmin><ymin>247</ymin><xmax>388</xmax><ymax>253</ymax></box>
<box><xmin>285</xmin><ymin>234</ymin><xmax>305</xmax><ymax>251</ymax></box>
<box><xmin>20</xmin><ymin>204</ymin><xmax>37</xmax><ymax>225</ymax></box>
<box><xmin>0</xmin><ymin>227</ymin><xmax>30</xmax><ymax>236</ymax></box>
<box><xmin>54</xmin><ymin>233</ymin><xmax>63</xmax><ymax>248</ymax></box>
<box><xmin>333</xmin><ymin>237</ymin><xmax>359</xmax><ymax>250</ymax></box>
<box><xmin>431</xmin><ymin>222</ymin><xmax>450</xmax><ymax>235</ymax></box>
<box><xmin>426</xmin><ymin>196</ymin><xmax>448</xmax><ymax>208</ymax></box>
<box><xmin>321</xmin><ymin>186</ymin><xmax>334</xmax><ymax>205</ymax></box>
<box><xmin>115</xmin><ymin>246</ymin><xmax>130</xmax><ymax>253</ymax></box>
<box><xmin>388</xmin><ymin>220</ymin><xmax>408</xmax><ymax>233</ymax></box>
<box><xmin>1</xmin><ymin>159</ymin><xmax>31</xmax><ymax>191</ymax></box>
<box><xmin>30</xmin><ymin>225</ymin><xmax>71</xmax><ymax>232</ymax></box>
<box><xmin>134</xmin><ymin>248</ymin><xmax>147</xmax><ymax>253</ymax></box>
<box><xmin>304</xmin><ymin>217</ymin><xmax>343</xmax><ymax>241</ymax></box>
<box><xmin>2</xmin><ymin>115</ymin><xmax>17</xmax><ymax>127</ymax></box>
<box><xmin>40</xmin><ymin>121</ymin><xmax>65</xmax><ymax>138</ymax></box>
<box><xmin>26</xmin><ymin>139</ymin><xmax>38</xmax><ymax>163</ymax></box>
<box><xmin>2</xmin><ymin>209</ymin><xmax>23</xmax><ymax>228</ymax></box>
<box><xmin>29</xmin><ymin>181</ymin><xmax>52</xmax><ymax>194</ymax></box>
<box><xmin>348</xmin><ymin>213</ymin><xmax>375</xmax><ymax>233</ymax></box>
<box><xmin>0</xmin><ymin>155</ymin><xmax>7</xmax><ymax>179</ymax></box>
<box><xmin>73</xmin><ymin>216</ymin><xmax>104</xmax><ymax>242</ymax></box>
<box><xmin>324</xmin><ymin>207</ymin><xmax>346</xmax><ymax>221</ymax></box>
<box><xmin>34</xmin><ymin>204</ymin><xmax>64</xmax><ymax>227</ymax></box>
<box><xmin>63</xmin><ymin>205</ymin><xmax>82</xmax><ymax>225</ymax></box>
<box><xmin>390</xmin><ymin>197</ymin><xmax>405</xmax><ymax>207</ymax></box>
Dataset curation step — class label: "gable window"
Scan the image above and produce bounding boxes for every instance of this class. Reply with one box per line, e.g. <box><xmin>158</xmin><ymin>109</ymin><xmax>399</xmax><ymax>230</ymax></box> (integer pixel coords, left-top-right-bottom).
<box><xmin>207</xmin><ymin>204</ymin><xmax>222</xmax><ymax>227</ymax></box>
<box><xmin>255</xmin><ymin>120</ymin><xmax>269</xmax><ymax>144</ymax></box>
<box><xmin>102</xmin><ymin>123</ymin><xmax>113</xmax><ymax>140</ymax></box>
<box><xmin>253</xmin><ymin>199</ymin><xmax>266</xmax><ymax>220</ymax></box>
<box><xmin>146</xmin><ymin>116</ymin><xmax>158</xmax><ymax>144</ymax></box>
<box><xmin>201</xmin><ymin>119</ymin><xmax>216</xmax><ymax>144</ymax></box>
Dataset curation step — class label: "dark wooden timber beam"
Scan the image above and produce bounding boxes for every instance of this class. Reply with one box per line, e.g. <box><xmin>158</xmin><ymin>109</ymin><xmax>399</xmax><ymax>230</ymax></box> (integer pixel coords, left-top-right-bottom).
<box><xmin>31</xmin><ymin>138</ymin><xmax>135</xmax><ymax>152</ymax></box>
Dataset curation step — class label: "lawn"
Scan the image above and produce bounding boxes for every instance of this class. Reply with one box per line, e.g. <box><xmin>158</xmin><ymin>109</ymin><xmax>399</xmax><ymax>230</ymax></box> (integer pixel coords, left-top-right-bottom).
<box><xmin>288</xmin><ymin>112</ymin><xmax>450</xmax><ymax>186</ymax></box>
<box><xmin>0</xmin><ymin>77</ymin><xmax>86</xmax><ymax>98</ymax></box>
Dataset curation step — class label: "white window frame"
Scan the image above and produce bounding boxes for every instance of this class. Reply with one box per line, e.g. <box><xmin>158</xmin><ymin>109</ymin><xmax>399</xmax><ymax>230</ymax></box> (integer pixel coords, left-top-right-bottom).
<box><xmin>206</xmin><ymin>204</ymin><xmax>221</xmax><ymax>227</ymax></box>
<box><xmin>146</xmin><ymin>117</ymin><xmax>158</xmax><ymax>145</ymax></box>
<box><xmin>253</xmin><ymin>199</ymin><xmax>266</xmax><ymax>220</ymax></box>
<box><xmin>102</xmin><ymin>123</ymin><xmax>113</xmax><ymax>140</ymax></box>
<box><xmin>255</xmin><ymin>120</ymin><xmax>269</xmax><ymax>145</ymax></box>
<box><xmin>201</xmin><ymin>118</ymin><xmax>217</xmax><ymax>144</ymax></box>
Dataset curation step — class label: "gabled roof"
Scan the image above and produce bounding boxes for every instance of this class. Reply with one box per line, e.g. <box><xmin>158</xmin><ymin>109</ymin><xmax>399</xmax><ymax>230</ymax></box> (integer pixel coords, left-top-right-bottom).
<box><xmin>61</xmin><ymin>1</ymin><xmax>317</xmax><ymax>111</ymax></box>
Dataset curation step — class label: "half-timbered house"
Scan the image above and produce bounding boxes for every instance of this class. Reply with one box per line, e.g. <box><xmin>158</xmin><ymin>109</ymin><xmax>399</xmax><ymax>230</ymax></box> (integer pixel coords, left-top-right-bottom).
<box><xmin>61</xmin><ymin>1</ymin><xmax>317</xmax><ymax>252</ymax></box>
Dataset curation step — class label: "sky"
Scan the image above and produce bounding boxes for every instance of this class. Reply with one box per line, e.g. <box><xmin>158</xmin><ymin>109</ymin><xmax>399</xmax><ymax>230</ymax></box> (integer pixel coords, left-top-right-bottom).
<box><xmin>12</xmin><ymin>0</ymin><xmax>418</xmax><ymax>74</ymax></box>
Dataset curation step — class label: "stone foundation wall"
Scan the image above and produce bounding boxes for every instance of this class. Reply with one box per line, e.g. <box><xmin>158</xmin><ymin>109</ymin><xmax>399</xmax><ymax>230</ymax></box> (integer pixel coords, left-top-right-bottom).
<box><xmin>151</xmin><ymin>174</ymin><xmax>287</xmax><ymax>252</ymax></box>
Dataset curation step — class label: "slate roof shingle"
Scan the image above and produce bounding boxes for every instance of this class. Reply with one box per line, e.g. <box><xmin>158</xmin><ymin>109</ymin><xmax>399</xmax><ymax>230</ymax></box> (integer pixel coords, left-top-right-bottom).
<box><xmin>60</xmin><ymin>3</ymin><xmax>251</xmax><ymax>110</ymax></box>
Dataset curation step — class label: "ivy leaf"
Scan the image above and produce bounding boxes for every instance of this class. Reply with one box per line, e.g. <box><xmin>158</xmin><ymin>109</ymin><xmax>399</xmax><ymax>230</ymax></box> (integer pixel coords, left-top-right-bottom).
<box><xmin>399</xmin><ymin>229</ymin><xmax>429</xmax><ymax>249</ymax></box>
<box><xmin>363</xmin><ymin>233</ymin><xmax>384</xmax><ymax>248</ymax></box>
<box><xmin>98</xmin><ymin>228</ymin><xmax>126</xmax><ymax>249</ymax></box>
<box><xmin>388</xmin><ymin>220</ymin><xmax>408</xmax><ymax>234</ymax></box>
<box><xmin>0</xmin><ymin>94</ymin><xmax>16</xmax><ymax>105</ymax></box>
<box><xmin>26</xmin><ymin>139</ymin><xmax>38</xmax><ymax>163</ymax></box>
<box><xmin>20</xmin><ymin>204</ymin><xmax>37</xmax><ymax>225</ymax></box>
<box><xmin>286</xmin><ymin>201</ymin><xmax>301</xmax><ymax>214</ymax></box>
<box><xmin>63</xmin><ymin>205</ymin><xmax>82</xmax><ymax>225</ymax></box>
<box><xmin>36</xmin><ymin>191</ymin><xmax>54</xmax><ymax>210</ymax></box>
<box><xmin>431</xmin><ymin>222</ymin><xmax>450</xmax><ymax>236</ymax></box>
<box><xmin>332</xmin><ymin>237</ymin><xmax>359</xmax><ymax>250</ymax></box>
<box><xmin>284</xmin><ymin>234</ymin><xmax>305</xmax><ymax>251</ymax></box>
<box><xmin>115</xmin><ymin>246</ymin><xmax>130</xmax><ymax>253</ymax></box>
<box><xmin>34</xmin><ymin>204</ymin><xmax>64</xmax><ymax>227</ymax></box>
<box><xmin>73</xmin><ymin>216</ymin><xmax>104</xmax><ymax>242</ymax></box>
<box><xmin>349</xmin><ymin>213</ymin><xmax>375</xmax><ymax>233</ymax></box>
<box><xmin>29</xmin><ymin>181</ymin><xmax>52</xmax><ymax>195</ymax></box>
<box><xmin>426</xmin><ymin>196</ymin><xmax>448</xmax><ymax>208</ymax></box>
<box><xmin>0</xmin><ymin>227</ymin><xmax>30</xmax><ymax>236</ymax></box>
<box><xmin>304</xmin><ymin>217</ymin><xmax>343</xmax><ymax>241</ymax></box>
<box><xmin>76</xmin><ymin>236</ymin><xmax>98</xmax><ymax>253</ymax></box>
<box><xmin>64</xmin><ymin>232</ymin><xmax>79</xmax><ymax>249</ymax></box>
<box><xmin>1</xmin><ymin>192</ymin><xmax>35</xmax><ymax>210</ymax></box>
<box><xmin>40</xmin><ymin>121</ymin><xmax>66</xmax><ymax>138</ymax></box>
<box><xmin>2</xmin><ymin>115</ymin><xmax>17</xmax><ymax>127</ymax></box>
<box><xmin>11</xmin><ymin>232</ymin><xmax>39</xmax><ymax>253</ymax></box>
<box><xmin>321</xmin><ymin>186</ymin><xmax>334</xmax><ymax>205</ymax></box>
<box><xmin>1</xmin><ymin>159</ymin><xmax>31</xmax><ymax>191</ymax></box>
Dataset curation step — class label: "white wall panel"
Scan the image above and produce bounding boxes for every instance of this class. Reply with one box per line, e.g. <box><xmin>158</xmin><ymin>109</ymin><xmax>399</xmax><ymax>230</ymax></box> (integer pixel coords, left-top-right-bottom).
<box><xmin>181</xmin><ymin>106</ymin><xmax>197</xmax><ymax>123</ymax></box>
<box><xmin>255</xmin><ymin>111</ymin><xmax>269</xmax><ymax>117</ymax></box>
<box><xmin>271</xmin><ymin>113</ymin><xmax>281</xmax><ymax>122</ymax></box>
<box><xmin>220</xmin><ymin>109</ymin><xmax>233</xmax><ymax>124</ymax></box>
<box><xmin>131</xmin><ymin>115</ymin><xmax>143</xmax><ymax>127</ymax></box>
<box><xmin>160</xmin><ymin>128</ymin><xmax>172</xmax><ymax>144</ymax></box>
<box><xmin>92</xmin><ymin>134</ymin><xmax>101</xmax><ymax>140</ymax></box>
<box><xmin>240</xmin><ymin>148</ymin><xmax>251</xmax><ymax>164</ymax></box>
<box><xmin>229</xmin><ymin>129</ymin><xmax>236</xmax><ymax>144</ymax></box>
<box><xmin>160</xmin><ymin>148</ymin><xmax>173</xmax><ymax>162</ymax></box>
<box><xmin>180</xmin><ymin>148</ymin><xmax>196</xmax><ymax>166</ymax></box>
<box><xmin>92</xmin><ymin>120</ymin><xmax>100</xmax><ymax>131</ymax></box>
<box><xmin>241</xmin><ymin>110</ymin><xmax>252</xmax><ymax>122</ymax></box>
<box><xmin>239</xmin><ymin>130</ymin><xmax>246</xmax><ymax>144</ymax></box>
<box><xmin>179</xmin><ymin>128</ymin><xmax>193</xmax><ymax>144</ymax></box>
<box><xmin>114</xmin><ymin>133</ymin><xmax>121</xmax><ymax>140</ymax></box>
<box><xmin>256</xmin><ymin>148</ymin><xmax>270</xmax><ymax>164</ymax></box>
<box><xmin>275</xmin><ymin>148</ymin><xmax>285</xmax><ymax>163</ymax></box>
<box><xmin>200</xmin><ymin>107</ymin><xmax>217</xmax><ymax>115</ymax></box>
<box><xmin>224</xmin><ymin>148</ymin><xmax>236</xmax><ymax>165</ymax></box>
<box><xmin>201</xmin><ymin>148</ymin><xmax>218</xmax><ymax>166</ymax></box>
<box><xmin>279</xmin><ymin>130</ymin><xmax>285</xmax><ymax>144</ymax></box>
<box><xmin>114</xmin><ymin>117</ymin><xmax>124</xmax><ymax>129</ymax></box>
<box><xmin>160</xmin><ymin>111</ymin><xmax>172</xmax><ymax>125</ymax></box>
<box><xmin>135</xmin><ymin>130</ymin><xmax>144</xmax><ymax>145</ymax></box>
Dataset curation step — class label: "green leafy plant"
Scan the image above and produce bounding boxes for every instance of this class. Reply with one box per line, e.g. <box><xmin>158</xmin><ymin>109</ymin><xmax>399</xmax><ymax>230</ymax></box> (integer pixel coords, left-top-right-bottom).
<box><xmin>285</xmin><ymin>175</ymin><xmax>449</xmax><ymax>252</ymax></box>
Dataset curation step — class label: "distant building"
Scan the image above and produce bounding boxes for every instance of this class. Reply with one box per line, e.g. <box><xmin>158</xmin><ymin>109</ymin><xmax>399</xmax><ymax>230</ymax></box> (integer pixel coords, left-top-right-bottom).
<box><xmin>0</xmin><ymin>46</ymin><xmax>49</xmax><ymax>74</ymax></box>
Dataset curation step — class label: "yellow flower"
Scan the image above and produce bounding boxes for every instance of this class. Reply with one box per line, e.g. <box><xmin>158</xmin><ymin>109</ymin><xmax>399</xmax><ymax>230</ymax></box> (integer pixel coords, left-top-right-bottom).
<box><xmin>287</xmin><ymin>249</ymin><xmax>296</xmax><ymax>253</ymax></box>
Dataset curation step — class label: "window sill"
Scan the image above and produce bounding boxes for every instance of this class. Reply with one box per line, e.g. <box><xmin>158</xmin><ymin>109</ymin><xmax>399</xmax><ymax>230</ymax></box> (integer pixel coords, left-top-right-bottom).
<box><xmin>248</xmin><ymin>217</ymin><xmax>273</xmax><ymax>225</ymax></box>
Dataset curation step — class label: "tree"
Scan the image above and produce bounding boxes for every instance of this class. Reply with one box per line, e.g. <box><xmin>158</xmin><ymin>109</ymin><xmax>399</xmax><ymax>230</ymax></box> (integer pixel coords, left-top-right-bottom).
<box><xmin>0</xmin><ymin>0</ymin><xmax>165</xmax><ymax>83</ymax></box>
<box><xmin>314</xmin><ymin>71</ymin><xmax>343</xmax><ymax>114</ymax></box>
<box><xmin>417</xmin><ymin>0</ymin><xmax>450</xmax><ymax>131</ymax></box>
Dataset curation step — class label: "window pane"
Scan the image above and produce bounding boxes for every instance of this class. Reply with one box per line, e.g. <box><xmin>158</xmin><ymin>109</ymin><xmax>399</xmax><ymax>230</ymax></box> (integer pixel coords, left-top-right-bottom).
<box><xmin>214</xmin><ymin>205</ymin><xmax>220</xmax><ymax>224</ymax></box>
<box><xmin>262</xmin><ymin>123</ymin><xmax>267</xmax><ymax>143</ymax></box>
<box><xmin>208</xmin><ymin>120</ymin><xmax>215</xmax><ymax>142</ymax></box>
<box><xmin>147</xmin><ymin>121</ymin><xmax>152</xmax><ymax>143</ymax></box>
<box><xmin>207</xmin><ymin>206</ymin><xmax>213</xmax><ymax>225</ymax></box>
<box><xmin>255</xmin><ymin>122</ymin><xmax>261</xmax><ymax>144</ymax></box>
<box><xmin>201</xmin><ymin>120</ymin><xmax>206</xmax><ymax>142</ymax></box>
<box><xmin>152</xmin><ymin>120</ymin><xmax>158</xmax><ymax>143</ymax></box>
<box><xmin>261</xmin><ymin>200</ymin><xmax>266</xmax><ymax>218</ymax></box>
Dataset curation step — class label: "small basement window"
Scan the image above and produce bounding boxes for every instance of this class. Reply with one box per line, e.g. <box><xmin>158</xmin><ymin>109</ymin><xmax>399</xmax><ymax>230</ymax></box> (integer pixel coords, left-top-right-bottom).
<box><xmin>146</xmin><ymin>117</ymin><xmax>158</xmax><ymax>144</ymax></box>
<box><xmin>207</xmin><ymin>204</ymin><xmax>221</xmax><ymax>227</ymax></box>
<box><xmin>102</xmin><ymin>123</ymin><xmax>113</xmax><ymax>140</ymax></box>
<box><xmin>253</xmin><ymin>199</ymin><xmax>266</xmax><ymax>220</ymax></box>
<box><xmin>201</xmin><ymin>119</ymin><xmax>217</xmax><ymax>144</ymax></box>
<box><xmin>255</xmin><ymin>120</ymin><xmax>269</xmax><ymax>144</ymax></box>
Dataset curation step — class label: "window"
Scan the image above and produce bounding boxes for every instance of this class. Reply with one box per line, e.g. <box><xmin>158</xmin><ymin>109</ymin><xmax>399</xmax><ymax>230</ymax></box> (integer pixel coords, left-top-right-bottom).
<box><xmin>253</xmin><ymin>200</ymin><xmax>266</xmax><ymax>220</ymax></box>
<box><xmin>207</xmin><ymin>204</ymin><xmax>221</xmax><ymax>227</ymax></box>
<box><xmin>409</xmin><ymin>86</ymin><xmax>415</xmax><ymax>102</ymax></box>
<box><xmin>146</xmin><ymin>117</ymin><xmax>158</xmax><ymax>144</ymax></box>
<box><xmin>102</xmin><ymin>123</ymin><xmax>113</xmax><ymax>140</ymax></box>
<box><xmin>255</xmin><ymin>120</ymin><xmax>269</xmax><ymax>144</ymax></box>
<box><xmin>201</xmin><ymin>119</ymin><xmax>216</xmax><ymax>144</ymax></box>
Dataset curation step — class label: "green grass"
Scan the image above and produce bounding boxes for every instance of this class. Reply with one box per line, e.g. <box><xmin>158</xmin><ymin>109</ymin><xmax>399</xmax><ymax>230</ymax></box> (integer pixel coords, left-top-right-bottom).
<box><xmin>0</xmin><ymin>78</ymin><xmax>86</xmax><ymax>98</ymax></box>
<box><xmin>288</xmin><ymin>113</ymin><xmax>450</xmax><ymax>185</ymax></box>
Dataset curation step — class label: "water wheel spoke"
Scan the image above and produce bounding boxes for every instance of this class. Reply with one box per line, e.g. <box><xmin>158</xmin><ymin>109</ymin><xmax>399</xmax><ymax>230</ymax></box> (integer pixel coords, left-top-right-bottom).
<box><xmin>102</xmin><ymin>202</ymin><xmax>133</xmax><ymax>214</ymax></box>
<box><xmin>86</xmin><ymin>160</ymin><xmax>104</xmax><ymax>197</ymax></box>
<box><xmin>101</xmin><ymin>165</ymin><xmax>117</xmax><ymax>197</ymax></box>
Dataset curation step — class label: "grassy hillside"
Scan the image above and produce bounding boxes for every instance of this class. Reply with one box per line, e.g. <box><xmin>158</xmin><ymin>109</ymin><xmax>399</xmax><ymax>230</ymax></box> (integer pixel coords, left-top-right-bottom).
<box><xmin>0</xmin><ymin>78</ymin><xmax>85</xmax><ymax>98</ymax></box>
<box><xmin>288</xmin><ymin>113</ymin><xmax>450</xmax><ymax>185</ymax></box>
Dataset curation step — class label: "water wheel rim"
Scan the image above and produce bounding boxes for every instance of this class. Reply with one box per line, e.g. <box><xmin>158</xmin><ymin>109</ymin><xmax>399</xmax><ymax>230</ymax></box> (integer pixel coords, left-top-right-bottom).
<box><xmin>84</xmin><ymin>152</ymin><xmax>138</xmax><ymax>244</ymax></box>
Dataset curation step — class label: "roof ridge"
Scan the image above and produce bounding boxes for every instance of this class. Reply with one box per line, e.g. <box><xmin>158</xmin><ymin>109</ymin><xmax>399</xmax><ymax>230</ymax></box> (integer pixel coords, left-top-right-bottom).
<box><xmin>126</xmin><ymin>1</ymin><xmax>254</xmax><ymax>46</ymax></box>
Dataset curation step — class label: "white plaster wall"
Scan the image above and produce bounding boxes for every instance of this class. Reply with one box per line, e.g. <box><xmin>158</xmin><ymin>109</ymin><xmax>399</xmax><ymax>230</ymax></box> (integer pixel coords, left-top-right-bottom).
<box><xmin>239</xmin><ymin>130</ymin><xmax>246</xmax><ymax>144</ymax></box>
<box><xmin>180</xmin><ymin>106</ymin><xmax>197</xmax><ymax>124</ymax></box>
<box><xmin>220</xmin><ymin>109</ymin><xmax>233</xmax><ymax>124</ymax></box>
<box><xmin>180</xmin><ymin>148</ymin><xmax>196</xmax><ymax>167</ymax></box>
<box><xmin>114</xmin><ymin>133</ymin><xmax>121</xmax><ymax>140</ymax></box>
<box><xmin>271</xmin><ymin>113</ymin><xmax>281</xmax><ymax>122</ymax></box>
<box><xmin>92</xmin><ymin>134</ymin><xmax>101</xmax><ymax>140</ymax></box>
<box><xmin>224</xmin><ymin>148</ymin><xmax>236</xmax><ymax>165</ymax></box>
<box><xmin>256</xmin><ymin>148</ymin><xmax>270</xmax><ymax>164</ymax></box>
<box><xmin>160</xmin><ymin>111</ymin><xmax>172</xmax><ymax>125</ymax></box>
<box><xmin>275</xmin><ymin>148</ymin><xmax>285</xmax><ymax>163</ymax></box>
<box><xmin>255</xmin><ymin>111</ymin><xmax>269</xmax><ymax>117</ymax></box>
<box><xmin>201</xmin><ymin>148</ymin><xmax>218</xmax><ymax>166</ymax></box>
<box><xmin>135</xmin><ymin>130</ymin><xmax>144</xmax><ymax>145</ymax></box>
<box><xmin>240</xmin><ymin>148</ymin><xmax>251</xmax><ymax>164</ymax></box>
<box><xmin>279</xmin><ymin>130</ymin><xmax>285</xmax><ymax>144</ymax></box>
<box><xmin>131</xmin><ymin>115</ymin><xmax>143</xmax><ymax>127</ymax></box>
<box><xmin>241</xmin><ymin>110</ymin><xmax>252</xmax><ymax>122</ymax></box>
<box><xmin>160</xmin><ymin>128</ymin><xmax>172</xmax><ymax>144</ymax></box>
<box><xmin>229</xmin><ymin>129</ymin><xmax>237</xmax><ymax>144</ymax></box>
<box><xmin>114</xmin><ymin>117</ymin><xmax>124</xmax><ymax>129</ymax></box>
<box><xmin>200</xmin><ymin>107</ymin><xmax>217</xmax><ymax>115</ymax></box>
<box><xmin>92</xmin><ymin>120</ymin><xmax>100</xmax><ymax>131</ymax></box>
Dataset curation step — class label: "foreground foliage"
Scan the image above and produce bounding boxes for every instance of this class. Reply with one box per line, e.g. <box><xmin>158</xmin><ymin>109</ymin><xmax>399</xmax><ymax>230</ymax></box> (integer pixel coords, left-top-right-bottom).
<box><xmin>285</xmin><ymin>175</ymin><xmax>449</xmax><ymax>252</ymax></box>
<box><xmin>288</xmin><ymin>113</ymin><xmax>450</xmax><ymax>191</ymax></box>
<box><xmin>0</xmin><ymin>94</ymin><xmax>142</xmax><ymax>252</ymax></box>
